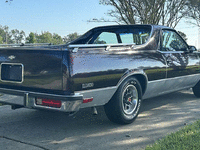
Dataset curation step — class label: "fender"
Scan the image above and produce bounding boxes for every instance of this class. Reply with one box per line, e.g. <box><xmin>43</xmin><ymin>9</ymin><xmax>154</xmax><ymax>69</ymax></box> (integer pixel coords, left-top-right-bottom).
<box><xmin>78</xmin><ymin>69</ymin><xmax>148</xmax><ymax>109</ymax></box>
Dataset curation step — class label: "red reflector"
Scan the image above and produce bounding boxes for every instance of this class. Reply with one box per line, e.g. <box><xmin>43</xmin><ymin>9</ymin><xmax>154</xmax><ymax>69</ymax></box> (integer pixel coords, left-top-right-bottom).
<box><xmin>36</xmin><ymin>98</ymin><xmax>62</xmax><ymax>108</ymax></box>
<box><xmin>83</xmin><ymin>98</ymin><xmax>93</xmax><ymax>103</ymax></box>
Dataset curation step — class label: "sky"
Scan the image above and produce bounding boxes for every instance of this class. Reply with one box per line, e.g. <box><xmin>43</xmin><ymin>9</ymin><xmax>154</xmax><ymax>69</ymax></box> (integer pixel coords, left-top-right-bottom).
<box><xmin>0</xmin><ymin>0</ymin><xmax>199</xmax><ymax>47</ymax></box>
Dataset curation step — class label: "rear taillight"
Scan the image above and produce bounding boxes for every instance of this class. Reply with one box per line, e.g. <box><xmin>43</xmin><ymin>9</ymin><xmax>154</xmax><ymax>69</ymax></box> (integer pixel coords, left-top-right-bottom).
<box><xmin>35</xmin><ymin>98</ymin><xmax>62</xmax><ymax>108</ymax></box>
<box><xmin>83</xmin><ymin>97</ymin><xmax>93</xmax><ymax>103</ymax></box>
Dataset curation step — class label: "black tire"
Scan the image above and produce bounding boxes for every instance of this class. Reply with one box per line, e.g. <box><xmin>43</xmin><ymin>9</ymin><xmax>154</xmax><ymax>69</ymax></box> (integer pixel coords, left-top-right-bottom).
<box><xmin>192</xmin><ymin>81</ymin><xmax>200</xmax><ymax>98</ymax></box>
<box><xmin>104</xmin><ymin>77</ymin><xmax>142</xmax><ymax>124</ymax></box>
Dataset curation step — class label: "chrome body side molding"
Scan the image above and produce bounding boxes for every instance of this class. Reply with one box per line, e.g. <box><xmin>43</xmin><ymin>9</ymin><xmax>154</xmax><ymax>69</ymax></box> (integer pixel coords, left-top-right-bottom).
<box><xmin>68</xmin><ymin>43</ymin><xmax>135</xmax><ymax>48</ymax></box>
<box><xmin>69</xmin><ymin>43</ymin><xmax>135</xmax><ymax>52</ymax></box>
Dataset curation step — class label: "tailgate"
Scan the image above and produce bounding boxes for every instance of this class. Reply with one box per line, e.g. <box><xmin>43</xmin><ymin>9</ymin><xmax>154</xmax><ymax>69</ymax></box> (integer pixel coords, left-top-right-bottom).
<box><xmin>0</xmin><ymin>47</ymin><xmax>67</xmax><ymax>94</ymax></box>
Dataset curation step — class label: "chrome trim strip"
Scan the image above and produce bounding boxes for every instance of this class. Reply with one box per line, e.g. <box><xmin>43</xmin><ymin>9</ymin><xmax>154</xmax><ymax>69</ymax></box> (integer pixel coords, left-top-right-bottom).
<box><xmin>0</xmin><ymin>94</ymin><xmax>24</xmax><ymax>106</ymax></box>
<box><xmin>76</xmin><ymin>86</ymin><xmax>117</xmax><ymax>94</ymax></box>
<box><xmin>157</xmin><ymin>50</ymin><xmax>185</xmax><ymax>54</ymax></box>
<box><xmin>68</xmin><ymin>43</ymin><xmax>135</xmax><ymax>48</ymax></box>
<box><xmin>0</xmin><ymin>43</ymin><xmax>51</xmax><ymax>47</ymax></box>
<box><xmin>0</xmin><ymin>88</ymin><xmax>83</xmax><ymax>101</ymax></box>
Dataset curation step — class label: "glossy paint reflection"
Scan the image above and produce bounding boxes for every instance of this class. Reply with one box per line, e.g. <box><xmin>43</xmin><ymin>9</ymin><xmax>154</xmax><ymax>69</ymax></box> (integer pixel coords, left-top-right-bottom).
<box><xmin>71</xmin><ymin>49</ymin><xmax>167</xmax><ymax>91</ymax></box>
<box><xmin>0</xmin><ymin>48</ymin><xmax>64</xmax><ymax>94</ymax></box>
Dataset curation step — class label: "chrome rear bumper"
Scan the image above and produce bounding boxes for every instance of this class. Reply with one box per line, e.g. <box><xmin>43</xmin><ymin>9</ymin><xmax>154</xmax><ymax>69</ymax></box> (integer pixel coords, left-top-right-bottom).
<box><xmin>0</xmin><ymin>88</ymin><xmax>83</xmax><ymax>112</ymax></box>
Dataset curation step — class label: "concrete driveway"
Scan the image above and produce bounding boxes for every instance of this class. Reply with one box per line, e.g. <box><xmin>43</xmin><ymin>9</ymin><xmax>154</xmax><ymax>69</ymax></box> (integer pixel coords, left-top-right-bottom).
<box><xmin>0</xmin><ymin>89</ymin><xmax>200</xmax><ymax>150</ymax></box>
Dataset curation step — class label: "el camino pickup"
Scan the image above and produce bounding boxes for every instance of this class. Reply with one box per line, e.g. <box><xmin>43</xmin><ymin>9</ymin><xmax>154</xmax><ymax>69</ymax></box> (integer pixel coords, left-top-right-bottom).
<box><xmin>0</xmin><ymin>25</ymin><xmax>199</xmax><ymax>124</ymax></box>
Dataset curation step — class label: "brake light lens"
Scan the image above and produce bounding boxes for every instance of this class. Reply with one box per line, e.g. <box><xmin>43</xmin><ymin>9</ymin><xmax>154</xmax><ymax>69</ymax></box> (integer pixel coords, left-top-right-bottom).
<box><xmin>83</xmin><ymin>97</ymin><xmax>93</xmax><ymax>103</ymax></box>
<box><xmin>36</xmin><ymin>98</ymin><xmax>62</xmax><ymax>108</ymax></box>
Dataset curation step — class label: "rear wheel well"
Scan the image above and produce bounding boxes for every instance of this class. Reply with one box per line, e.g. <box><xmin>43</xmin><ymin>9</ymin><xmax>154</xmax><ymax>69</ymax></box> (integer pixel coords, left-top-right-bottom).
<box><xmin>130</xmin><ymin>74</ymin><xmax>147</xmax><ymax>95</ymax></box>
<box><xmin>115</xmin><ymin>73</ymin><xmax>147</xmax><ymax>98</ymax></box>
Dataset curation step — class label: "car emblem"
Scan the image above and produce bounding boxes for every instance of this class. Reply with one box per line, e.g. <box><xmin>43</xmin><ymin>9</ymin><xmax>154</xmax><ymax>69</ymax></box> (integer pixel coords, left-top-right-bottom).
<box><xmin>8</xmin><ymin>55</ymin><xmax>16</xmax><ymax>60</ymax></box>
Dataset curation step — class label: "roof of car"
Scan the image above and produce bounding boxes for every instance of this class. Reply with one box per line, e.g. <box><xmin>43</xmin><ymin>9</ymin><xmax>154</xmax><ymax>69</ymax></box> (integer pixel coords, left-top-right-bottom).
<box><xmin>91</xmin><ymin>24</ymin><xmax>172</xmax><ymax>30</ymax></box>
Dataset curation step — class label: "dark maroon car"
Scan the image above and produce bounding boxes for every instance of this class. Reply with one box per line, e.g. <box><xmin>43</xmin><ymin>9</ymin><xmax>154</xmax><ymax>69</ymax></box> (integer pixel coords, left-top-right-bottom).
<box><xmin>0</xmin><ymin>25</ymin><xmax>199</xmax><ymax>124</ymax></box>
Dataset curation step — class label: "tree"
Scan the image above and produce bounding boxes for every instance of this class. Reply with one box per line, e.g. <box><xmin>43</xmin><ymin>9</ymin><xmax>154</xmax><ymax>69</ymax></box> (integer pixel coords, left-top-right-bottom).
<box><xmin>11</xmin><ymin>29</ymin><xmax>25</xmax><ymax>44</ymax></box>
<box><xmin>36</xmin><ymin>31</ymin><xmax>52</xmax><ymax>43</ymax></box>
<box><xmin>52</xmin><ymin>33</ymin><xmax>63</xmax><ymax>45</ymax></box>
<box><xmin>0</xmin><ymin>24</ymin><xmax>80</xmax><ymax>45</ymax></box>
<box><xmin>93</xmin><ymin>37</ymin><xmax>106</xmax><ymax>44</ymax></box>
<box><xmin>0</xmin><ymin>25</ymin><xmax>13</xmax><ymax>44</ymax></box>
<box><xmin>99</xmin><ymin>0</ymin><xmax>188</xmax><ymax>28</ymax></box>
<box><xmin>63</xmin><ymin>32</ymin><xmax>81</xmax><ymax>43</ymax></box>
<box><xmin>26</xmin><ymin>32</ymin><xmax>36</xmax><ymax>43</ymax></box>
<box><xmin>35</xmin><ymin>32</ymin><xmax>64</xmax><ymax>45</ymax></box>
<box><xmin>0</xmin><ymin>36</ymin><xmax>3</xmax><ymax>44</ymax></box>
<box><xmin>187</xmin><ymin>0</ymin><xmax>200</xmax><ymax>27</ymax></box>
<box><xmin>177</xmin><ymin>31</ymin><xmax>187</xmax><ymax>41</ymax></box>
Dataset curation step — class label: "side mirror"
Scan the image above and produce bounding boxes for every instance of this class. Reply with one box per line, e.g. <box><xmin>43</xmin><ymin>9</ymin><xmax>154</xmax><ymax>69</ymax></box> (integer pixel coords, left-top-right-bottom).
<box><xmin>188</xmin><ymin>46</ymin><xmax>197</xmax><ymax>53</ymax></box>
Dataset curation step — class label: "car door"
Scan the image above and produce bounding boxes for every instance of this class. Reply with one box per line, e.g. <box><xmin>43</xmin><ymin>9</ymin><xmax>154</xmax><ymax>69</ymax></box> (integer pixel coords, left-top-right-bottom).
<box><xmin>160</xmin><ymin>29</ymin><xmax>200</xmax><ymax>91</ymax></box>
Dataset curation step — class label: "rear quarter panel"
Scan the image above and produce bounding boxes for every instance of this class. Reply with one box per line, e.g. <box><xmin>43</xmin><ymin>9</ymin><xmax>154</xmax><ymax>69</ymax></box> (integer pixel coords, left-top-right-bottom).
<box><xmin>70</xmin><ymin>48</ymin><xmax>167</xmax><ymax>92</ymax></box>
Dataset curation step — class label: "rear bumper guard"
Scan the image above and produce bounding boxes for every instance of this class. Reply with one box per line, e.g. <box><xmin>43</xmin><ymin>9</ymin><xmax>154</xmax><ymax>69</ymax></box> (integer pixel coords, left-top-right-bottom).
<box><xmin>0</xmin><ymin>88</ymin><xmax>83</xmax><ymax>112</ymax></box>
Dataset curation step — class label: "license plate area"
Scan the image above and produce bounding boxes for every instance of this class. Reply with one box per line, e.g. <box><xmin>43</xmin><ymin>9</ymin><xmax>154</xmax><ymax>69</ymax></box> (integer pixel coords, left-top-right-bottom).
<box><xmin>1</xmin><ymin>63</ymin><xmax>23</xmax><ymax>83</ymax></box>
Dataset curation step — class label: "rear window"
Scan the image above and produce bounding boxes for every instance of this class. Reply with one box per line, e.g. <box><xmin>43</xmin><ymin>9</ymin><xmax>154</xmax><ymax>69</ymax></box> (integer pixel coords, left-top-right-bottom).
<box><xmin>93</xmin><ymin>32</ymin><xmax>118</xmax><ymax>44</ymax></box>
<box><xmin>91</xmin><ymin>27</ymin><xmax>151</xmax><ymax>45</ymax></box>
<box><xmin>70</xmin><ymin>26</ymin><xmax>152</xmax><ymax>45</ymax></box>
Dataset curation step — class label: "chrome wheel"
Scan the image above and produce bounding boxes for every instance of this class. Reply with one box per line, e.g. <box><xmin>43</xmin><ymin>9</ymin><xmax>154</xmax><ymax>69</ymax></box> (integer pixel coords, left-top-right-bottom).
<box><xmin>122</xmin><ymin>84</ymin><xmax>138</xmax><ymax>115</ymax></box>
<box><xmin>104</xmin><ymin>77</ymin><xmax>142</xmax><ymax>124</ymax></box>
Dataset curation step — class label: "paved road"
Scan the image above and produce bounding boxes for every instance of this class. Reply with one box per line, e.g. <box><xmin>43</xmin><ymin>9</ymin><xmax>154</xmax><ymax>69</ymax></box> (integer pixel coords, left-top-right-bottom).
<box><xmin>0</xmin><ymin>89</ymin><xmax>200</xmax><ymax>150</ymax></box>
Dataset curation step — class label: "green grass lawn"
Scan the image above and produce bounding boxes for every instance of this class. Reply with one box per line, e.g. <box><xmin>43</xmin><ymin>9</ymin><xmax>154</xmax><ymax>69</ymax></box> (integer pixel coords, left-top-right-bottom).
<box><xmin>145</xmin><ymin>120</ymin><xmax>200</xmax><ymax>150</ymax></box>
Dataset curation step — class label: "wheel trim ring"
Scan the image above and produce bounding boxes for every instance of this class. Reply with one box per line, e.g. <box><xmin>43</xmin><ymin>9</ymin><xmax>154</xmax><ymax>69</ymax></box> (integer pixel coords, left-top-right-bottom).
<box><xmin>122</xmin><ymin>84</ymin><xmax>138</xmax><ymax>115</ymax></box>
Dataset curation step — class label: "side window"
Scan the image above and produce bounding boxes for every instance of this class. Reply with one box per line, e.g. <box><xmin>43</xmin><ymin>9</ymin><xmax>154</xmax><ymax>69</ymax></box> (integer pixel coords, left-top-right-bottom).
<box><xmin>119</xmin><ymin>32</ymin><xmax>150</xmax><ymax>45</ymax></box>
<box><xmin>120</xmin><ymin>33</ymin><xmax>134</xmax><ymax>43</ymax></box>
<box><xmin>162</xmin><ymin>30</ymin><xmax>188</xmax><ymax>51</ymax></box>
<box><xmin>93</xmin><ymin>32</ymin><xmax>118</xmax><ymax>44</ymax></box>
